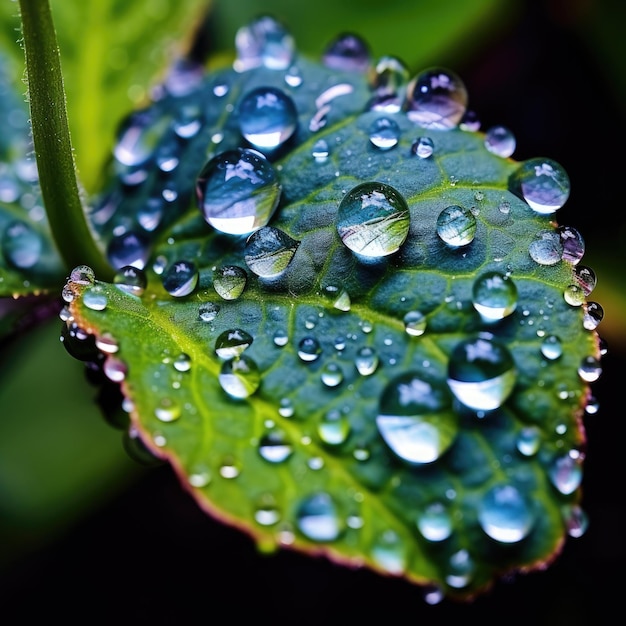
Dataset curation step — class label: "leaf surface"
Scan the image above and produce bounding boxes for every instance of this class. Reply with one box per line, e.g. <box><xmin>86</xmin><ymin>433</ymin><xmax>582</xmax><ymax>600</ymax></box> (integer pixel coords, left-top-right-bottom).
<box><xmin>67</xmin><ymin>26</ymin><xmax>600</xmax><ymax>600</ymax></box>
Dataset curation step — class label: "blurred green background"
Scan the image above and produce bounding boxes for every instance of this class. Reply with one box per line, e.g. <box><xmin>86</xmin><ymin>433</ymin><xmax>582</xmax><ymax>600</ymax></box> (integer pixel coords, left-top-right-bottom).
<box><xmin>1</xmin><ymin>0</ymin><xmax>625</xmax><ymax>622</ymax></box>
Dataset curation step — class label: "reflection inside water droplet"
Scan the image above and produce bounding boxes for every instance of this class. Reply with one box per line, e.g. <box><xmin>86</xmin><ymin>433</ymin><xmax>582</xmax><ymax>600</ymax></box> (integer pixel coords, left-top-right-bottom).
<box><xmin>436</xmin><ymin>205</ymin><xmax>476</xmax><ymax>247</ymax></box>
<box><xmin>471</xmin><ymin>271</ymin><xmax>518</xmax><ymax>322</ymax></box>
<box><xmin>295</xmin><ymin>492</ymin><xmax>341</xmax><ymax>541</ymax></box>
<box><xmin>478</xmin><ymin>484</ymin><xmax>534</xmax><ymax>543</ymax></box>
<box><xmin>162</xmin><ymin>260</ymin><xmax>198</xmax><ymax>297</ymax></box>
<box><xmin>213</xmin><ymin>265</ymin><xmax>247</xmax><ymax>300</ymax></box>
<box><xmin>510</xmin><ymin>158</ymin><xmax>570</xmax><ymax>214</ymax></box>
<box><xmin>368</xmin><ymin>117</ymin><xmax>400</xmax><ymax>150</ymax></box>
<box><xmin>218</xmin><ymin>355</ymin><xmax>261</xmax><ymax>399</ymax></box>
<box><xmin>244</xmin><ymin>226</ymin><xmax>299</xmax><ymax>277</ymax></box>
<box><xmin>484</xmin><ymin>125</ymin><xmax>516</xmax><ymax>158</ymax></box>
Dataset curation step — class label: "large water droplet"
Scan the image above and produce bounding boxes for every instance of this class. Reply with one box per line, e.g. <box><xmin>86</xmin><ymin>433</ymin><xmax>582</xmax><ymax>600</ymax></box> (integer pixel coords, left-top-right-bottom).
<box><xmin>478</xmin><ymin>484</ymin><xmax>535</xmax><ymax>543</ymax></box>
<box><xmin>234</xmin><ymin>15</ymin><xmax>295</xmax><ymax>72</ymax></box>
<box><xmin>368</xmin><ymin>117</ymin><xmax>400</xmax><ymax>150</ymax></box>
<box><xmin>215</xmin><ymin>328</ymin><xmax>253</xmax><ymax>358</ymax></box>
<box><xmin>218</xmin><ymin>355</ymin><xmax>261</xmax><ymax>399</ymax></box>
<box><xmin>114</xmin><ymin>265</ymin><xmax>147</xmax><ymax>296</ymax></box>
<box><xmin>317</xmin><ymin>409</ymin><xmax>351</xmax><ymax>445</ymax></box>
<box><xmin>471</xmin><ymin>271</ymin><xmax>518</xmax><ymax>322</ymax></box>
<box><xmin>1</xmin><ymin>220</ymin><xmax>42</xmax><ymax>269</ymax></box>
<box><xmin>322</xmin><ymin>33</ymin><xmax>370</xmax><ymax>71</ymax></box>
<box><xmin>377</xmin><ymin>371</ymin><xmax>457</xmax><ymax>464</ymax></box>
<box><xmin>416</xmin><ymin>502</ymin><xmax>453</xmax><ymax>542</ymax></box>
<box><xmin>563</xmin><ymin>283</ymin><xmax>585</xmax><ymax>307</ymax></box>
<box><xmin>337</xmin><ymin>182</ymin><xmax>410</xmax><ymax>257</ymax></box>
<box><xmin>447</xmin><ymin>335</ymin><xmax>517</xmax><ymax>411</ymax></box>
<box><xmin>238</xmin><ymin>86</ymin><xmax>297</xmax><ymax>151</ymax></box>
<box><xmin>510</xmin><ymin>158</ymin><xmax>570</xmax><ymax>214</ymax></box>
<box><xmin>213</xmin><ymin>265</ymin><xmax>247</xmax><ymax>300</ymax></box>
<box><xmin>405</xmin><ymin>67</ymin><xmax>468</xmax><ymax>129</ymax></box>
<box><xmin>196</xmin><ymin>148</ymin><xmax>281</xmax><ymax>235</ymax></box>
<box><xmin>162</xmin><ymin>260</ymin><xmax>198</xmax><ymax>297</ymax></box>
<box><xmin>259</xmin><ymin>430</ymin><xmax>293</xmax><ymax>463</ymax></box>
<box><xmin>528</xmin><ymin>229</ymin><xmax>563</xmax><ymax>265</ymax></box>
<box><xmin>244</xmin><ymin>226</ymin><xmax>299</xmax><ymax>278</ymax></box>
<box><xmin>295</xmin><ymin>492</ymin><xmax>341</xmax><ymax>542</ymax></box>
<box><xmin>436</xmin><ymin>205</ymin><xmax>476</xmax><ymax>247</ymax></box>
<box><xmin>484</xmin><ymin>125</ymin><xmax>516</xmax><ymax>158</ymax></box>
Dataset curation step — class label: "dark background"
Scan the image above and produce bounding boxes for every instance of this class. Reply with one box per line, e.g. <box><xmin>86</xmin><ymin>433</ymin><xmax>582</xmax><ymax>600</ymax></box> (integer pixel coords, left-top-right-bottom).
<box><xmin>3</xmin><ymin>1</ymin><xmax>625</xmax><ymax>623</ymax></box>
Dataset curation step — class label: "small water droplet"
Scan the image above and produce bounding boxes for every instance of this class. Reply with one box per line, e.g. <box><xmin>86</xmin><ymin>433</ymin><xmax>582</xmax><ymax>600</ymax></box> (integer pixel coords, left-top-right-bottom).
<box><xmin>377</xmin><ymin>371</ymin><xmax>457</xmax><ymax>464</ymax></box>
<box><xmin>103</xmin><ymin>355</ymin><xmax>127</xmax><ymax>382</ymax></box>
<box><xmin>578</xmin><ymin>355</ymin><xmax>602</xmax><ymax>382</ymax></box>
<box><xmin>107</xmin><ymin>231</ymin><xmax>150</xmax><ymax>270</ymax></box>
<box><xmin>564</xmin><ymin>283</ymin><xmax>585</xmax><ymax>307</ymax></box>
<box><xmin>484</xmin><ymin>125</ymin><xmax>516</xmax><ymax>157</ymax></box>
<box><xmin>516</xmin><ymin>426</ymin><xmax>541</xmax><ymax>456</ymax></box>
<box><xmin>312</xmin><ymin>139</ymin><xmax>330</xmax><ymax>162</ymax></box>
<box><xmin>510</xmin><ymin>158</ymin><xmax>570</xmax><ymax>214</ymax></box>
<box><xmin>197</xmin><ymin>148</ymin><xmax>281</xmax><ymax>235</ymax></box>
<box><xmin>273</xmin><ymin>329</ymin><xmax>289</xmax><ymax>346</ymax></box>
<box><xmin>368</xmin><ymin>55</ymin><xmax>409</xmax><ymax>113</ymax></box>
<box><xmin>244</xmin><ymin>226</ymin><xmax>299</xmax><ymax>278</ymax></box>
<box><xmin>371</xmin><ymin>530</ymin><xmax>406</xmax><ymax>574</ymax></box>
<box><xmin>321</xmin><ymin>362</ymin><xmax>344</xmax><ymax>387</ymax></box>
<box><xmin>259</xmin><ymin>430</ymin><xmax>293</xmax><ymax>463</ymax></box>
<box><xmin>317</xmin><ymin>409</ymin><xmax>350</xmax><ymax>445</ymax></box>
<box><xmin>254</xmin><ymin>494</ymin><xmax>281</xmax><ymax>526</ymax></box>
<box><xmin>69</xmin><ymin>265</ymin><xmax>95</xmax><ymax>285</ymax></box>
<box><xmin>155</xmin><ymin>397</ymin><xmax>181</xmax><ymax>422</ymax></box>
<box><xmin>284</xmin><ymin>65</ymin><xmax>303</xmax><ymax>87</ymax></box>
<box><xmin>95</xmin><ymin>332</ymin><xmax>119</xmax><ymax>354</ymax></box>
<box><xmin>436</xmin><ymin>205</ymin><xmax>476</xmax><ymax>247</ymax></box>
<box><xmin>215</xmin><ymin>328</ymin><xmax>253</xmax><ymax>358</ymax></box>
<box><xmin>188</xmin><ymin>466</ymin><xmax>211</xmax><ymax>488</ymax></box>
<box><xmin>558</xmin><ymin>225</ymin><xmax>585</xmax><ymax>264</ymax></box>
<box><xmin>540</xmin><ymin>335</ymin><xmax>563</xmax><ymax>360</ymax></box>
<box><xmin>478</xmin><ymin>484</ymin><xmax>534</xmax><ymax>543</ymax></box>
<box><xmin>574</xmin><ymin>265</ymin><xmax>597</xmax><ymax>296</ymax></box>
<box><xmin>368</xmin><ymin>117</ymin><xmax>400</xmax><ymax>150</ymax></box>
<box><xmin>238</xmin><ymin>86</ymin><xmax>297</xmax><ymax>151</ymax></box>
<box><xmin>278</xmin><ymin>397</ymin><xmax>295</xmax><ymax>417</ymax></box>
<box><xmin>162</xmin><ymin>260</ymin><xmax>198</xmax><ymax>297</ymax></box>
<box><xmin>417</xmin><ymin>502</ymin><xmax>453</xmax><ymax>542</ymax></box>
<box><xmin>472</xmin><ymin>271</ymin><xmax>518</xmax><ymax>322</ymax></box>
<box><xmin>446</xmin><ymin>549</ymin><xmax>475</xmax><ymax>589</ymax></box>
<box><xmin>219</xmin><ymin>457</ymin><xmax>241</xmax><ymax>479</ymax></box>
<box><xmin>355</xmin><ymin>346</ymin><xmax>379</xmax><ymax>375</ymax></box>
<box><xmin>582</xmin><ymin>301</ymin><xmax>603</xmax><ymax>331</ymax></box>
<box><xmin>83</xmin><ymin>285</ymin><xmax>108</xmax><ymax>311</ymax></box>
<box><xmin>114</xmin><ymin>265</ymin><xmax>147</xmax><ymax>296</ymax></box>
<box><xmin>447</xmin><ymin>335</ymin><xmax>517</xmax><ymax>411</ymax></box>
<box><xmin>529</xmin><ymin>229</ymin><xmax>563</xmax><ymax>265</ymax></box>
<box><xmin>405</xmin><ymin>67</ymin><xmax>468</xmax><ymax>129</ymax></box>
<box><xmin>199</xmin><ymin>302</ymin><xmax>220</xmax><ymax>322</ymax></box>
<box><xmin>403</xmin><ymin>310</ymin><xmax>427</xmax><ymax>336</ymax></box>
<box><xmin>295</xmin><ymin>492</ymin><xmax>341</xmax><ymax>541</ymax></box>
<box><xmin>1</xmin><ymin>220</ymin><xmax>42</xmax><ymax>269</ymax></box>
<box><xmin>234</xmin><ymin>15</ymin><xmax>295</xmax><ymax>72</ymax></box>
<box><xmin>322</xmin><ymin>33</ymin><xmax>370</xmax><ymax>71</ymax></box>
<box><xmin>113</xmin><ymin>109</ymin><xmax>168</xmax><ymax>167</ymax></box>
<box><xmin>411</xmin><ymin>136</ymin><xmax>434</xmax><ymax>158</ymax></box>
<box><xmin>565</xmin><ymin>505</ymin><xmax>589</xmax><ymax>538</ymax></box>
<box><xmin>337</xmin><ymin>181</ymin><xmax>410</xmax><ymax>257</ymax></box>
<box><xmin>549</xmin><ymin>451</ymin><xmax>583</xmax><ymax>495</ymax></box>
<box><xmin>218</xmin><ymin>355</ymin><xmax>261</xmax><ymax>399</ymax></box>
<box><xmin>173</xmin><ymin>353</ymin><xmax>191</xmax><ymax>372</ymax></box>
<box><xmin>323</xmin><ymin>284</ymin><xmax>351</xmax><ymax>311</ymax></box>
<box><xmin>213</xmin><ymin>265</ymin><xmax>247</xmax><ymax>300</ymax></box>
<box><xmin>298</xmin><ymin>337</ymin><xmax>322</xmax><ymax>362</ymax></box>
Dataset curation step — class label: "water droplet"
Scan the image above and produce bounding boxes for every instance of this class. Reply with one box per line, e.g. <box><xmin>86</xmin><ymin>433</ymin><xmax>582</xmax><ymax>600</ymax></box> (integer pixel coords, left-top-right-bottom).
<box><xmin>549</xmin><ymin>452</ymin><xmax>582</xmax><ymax>495</ymax></box>
<box><xmin>436</xmin><ymin>205</ymin><xmax>476</xmax><ymax>247</ymax></box>
<box><xmin>218</xmin><ymin>355</ymin><xmax>261</xmax><ymax>399</ymax></box>
<box><xmin>355</xmin><ymin>346</ymin><xmax>379</xmax><ymax>375</ymax></box>
<box><xmin>113</xmin><ymin>109</ymin><xmax>168</xmax><ymax>167</ymax></box>
<box><xmin>416</xmin><ymin>502</ymin><xmax>453</xmax><ymax>542</ymax></box>
<box><xmin>478</xmin><ymin>484</ymin><xmax>534</xmax><ymax>543</ymax></box>
<box><xmin>215</xmin><ymin>328</ymin><xmax>253</xmax><ymax>358</ymax></box>
<box><xmin>321</xmin><ymin>362</ymin><xmax>344</xmax><ymax>387</ymax></box>
<box><xmin>1</xmin><ymin>220</ymin><xmax>42</xmax><ymax>269</ymax></box>
<box><xmin>377</xmin><ymin>371</ymin><xmax>457</xmax><ymax>464</ymax></box>
<box><xmin>69</xmin><ymin>265</ymin><xmax>95</xmax><ymax>285</ymax></box>
<box><xmin>219</xmin><ymin>457</ymin><xmax>241</xmax><ymax>478</ymax></box>
<box><xmin>337</xmin><ymin>181</ymin><xmax>410</xmax><ymax>257</ymax></box>
<box><xmin>540</xmin><ymin>335</ymin><xmax>563</xmax><ymax>360</ymax></box>
<box><xmin>234</xmin><ymin>15</ymin><xmax>295</xmax><ymax>72</ymax></box>
<box><xmin>578</xmin><ymin>355</ymin><xmax>602</xmax><ymax>382</ymax></box>
<box><xmin>162</xmin><ymin>260</ymin><xmax>198</xmax><ymax>297</ymax></box>
<box><xmin>510</xmin><ymin>158</ymin><xmax>570</xmax><ymax>214</ymax></box>
<box><xmin>103</xmin><ymin>355</ymin><xmax>127</xmax><ymax>382</ymax></box>
<box><xmin>107</xmin><ymin>231</ymin><xmax>149</xmax><ymax>270</ymax></box>
<box><xmin>173</xmin><ymin>353</ymin><xmax>191</xmax><ymax>372</ymax></box>
<box><xmin>575</xmin><ymin>265</ymin><xmax>597</xmax><ymax>296</ymax></box>
<box><xmin>188</xmin><ymin>466</ymin><xmax>211</xmax><ymax>488</ymax></box>
<box><xmin>583</xmin><ymin>302</ymin><xmax>603</xmax><ymax>330</ymax></box>
<box><xmin>273</xmin><ymin>329</ymin><xmax>288</xmax><ymax>347</ymax></box>
<box><xmin>259</xmin><ymin>430</ymin><xmax>293</xmax><ymax>463</ymax></box>
<box><xmin>114</xmin><ymin>265</ymin><xmax>147</xmax><ymax>296</ymax></box>
<box><xmin>196</xmin><ymin>148</ymin><xmax>281</xmax><ymax>235</ymax></box>
<box><xmin>411</xmin><ymin>136</ymin><xmax>434</xmax><ymax>158</ymax></box>
<box><xmin>284</xmin><ymin>65</ymin><xmax>303</xmax><ymax>87</ymax></box>
<box><xmin>244</xmin><ymin>226</ymin><xmax>299</xmax><ymax>278</ymax></box>
<box><xmin>565</xmin><ymin>505</ymin><xmax>589</xmax><ymax>538</ymax></box>
<box><xmin>295</xmin><ymin>492</ymin><xmax>341</xmax><ymax>542</ymax></box>
<box><xmin>317</xmin><ymin>409</ymin><xmax>350</xmax><ymax>445</ymax></box>
<box><xmin>563</xmin><ymin>283</ymin><xmax>585</xmax><ymax>307</ymax></box>
<box><xmin>278</xmin><ymin>397</ymin><xmax>294</xmax><ymax>417</ymax></box>
<box><xmin>472</xmin><ymin>271</ymin><xmax>518</xmax><ymax>322</ymax></box>
<box><xmin>213</xmin><ymin>265</ymin><xmax>247</xmax><ymax>300</ymax></box>
<box><xmin>371</xmin><ymin>530</ymin><xmax>406</xmax><ymax>574</ymax></box>
<box><xmin>516</xmin><ymin>426</ymin><xmax>541</xmax><ymax>456</ymax></box>
<box><xmin>405</xmin><ymin>67</ymin><xmax>468</xmax><ymax>129</ymax></box>
<box><xmin>558</xmin><ymin>225</ymin><xmax>585</xmax><ymax>264</ymax></box>
<box><xmin>155</xmin><ymin>397</ymin><xmax>181</xmax><ymax>422</ymax></box>
<box><xmin>446</xmin><ymin>549</ymin><xmax>474</xmax><ymax>589</ymax></box>
<box><xmin>323</xmin><ymin>284</ymin><xmax>351</xmax><ymax>311</ymax></box>
<box><xmin>368</xmin><ymin>117</ymin><xmax>400</xmax><ymax>150</ymax></box>
<box><xmin>312</xmin><ymin>139</ymin><xmax>330</xmax><ymax>162</ymax></box>
<box><xmin>447</xmin><ymin>335</ymin><xmax>517</xmax><ymax>411</ymax></box>
<box><xmin>322</xmin><ymin>33</ymin><xmax>370</xmax><ymax>71</ymax></box>
<box><xmin>254</xmin><ymin>494</ymin><xmax>281</xmax><ymax>526</ymax></box>
<box><xmin>95</xmin><ymin>332</ymin><xmax>119</xmax><ymax>354</ymax></box>
<box><xmin>238</xmin><ymin>86</ymin><xmax>297</xmax><ymax>151</ymax></box>
<box><xmin>199</xmin><ymin>302</ymin><xmax>220</xmax><ymax>322</ymax></box>
<box><xmin>83</xmin><ymin>285</ymin><xmax>108</xmax><ymax>311</ymax></box>
<box><xmin>298</xmin><ymin>336</ymin><xmax>322</xmax><ymax>362</ymax></box>
<box><xmin>484</xmin><ymin>125</ymin><xmax>516</xmax><ymax>158</ymax></box>
<box><xmin>403</xmin><ymin>310</ymin><xmax>427</xmax><ymax>336</ymax></box>
<box><xmin>529</xmin><ymin>229</ymin><xmax>563</xmax><ymax>265</ymax></box>
<box><xmin>460</xmin><ymin>109</ymin><xmax>481</xmax><ymax>131</ymax></box>
<box><xmin>367</xmin><ymin>56</ymin><xmax>409</xmax><ymax>113</ymax></box>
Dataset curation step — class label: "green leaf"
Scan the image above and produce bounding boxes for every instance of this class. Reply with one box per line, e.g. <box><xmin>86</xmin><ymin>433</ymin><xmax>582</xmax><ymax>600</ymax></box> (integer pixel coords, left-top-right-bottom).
<box><xmin>66</xmin><ymin>22</ymin><xmax>600</xmax><ymax>600</ymax></box>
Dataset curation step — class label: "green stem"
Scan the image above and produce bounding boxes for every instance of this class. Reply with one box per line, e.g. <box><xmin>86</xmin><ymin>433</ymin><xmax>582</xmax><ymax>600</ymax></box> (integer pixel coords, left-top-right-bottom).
<box><xmin>18</xmin><ymin>0</ymin><xmax>114</xmax><ymax>281</ymax></box>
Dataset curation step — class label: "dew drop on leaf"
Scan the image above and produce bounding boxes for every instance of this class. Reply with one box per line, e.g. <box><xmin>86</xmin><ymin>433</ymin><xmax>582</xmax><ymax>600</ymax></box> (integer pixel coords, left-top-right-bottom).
<box><xmin>218</xmin><ymin>355</ymin><xmax>261</xmax><ymax>399</ymax></box>
<box><xmin>445</xmin><ymin>549</ymin><xmax>475</xmax><ymax>589</ymax></box>
<box><xmin>155</xmin><ymin>397</ymin><xmax>181</xmax><ymax>422</ymax></box>
<box><xmin>582</xmin><ymin>302</ymin><xmax>603</xmax><ymax>330</ymax></box>
<box><xmin>173</xmin><ymin>353</ymin><xmax>191</xmax><ymax>372</ymax></box>
<box><xmin>317</xmin><ymin>409</ymin><xmax>351</xmax><ymax>445</ymax></box>
<box><xmin>510</xmin><ymin>157</ymin><xmax>570</xmax><ymax>214</ymax></box>
<box><xmin>336</xmin><ymin>182</ymin><xmax>410</xmax><ymax>257</ymax></box>
<box><xmin>312</xmin><ymin>139</ymin><xmax>330</xmax><ymax>162</ymax></box>
<box><xmin>162</xmin><ymin>260</ymin><xmax>198</xmax><ymax>297</ymax></box>
<box><xmin>549</xmin><ymin>452</ymin><xmax>583</xmax><ymax>495</ymax></box>
<box><xmin>355</xmin><ymin>346</ymin><xmax>379</xmax><ymax>375</ymax></box>
<box><xmin>578</xmin><ymin>355</ymin><xmax>602</xmax><ymax>382</ymax></box>
<box><xmin>484</xmin><ymin>125</ymin><xmax>516</xmax><ymax>158</ymax></box>
<box><xmin>107</xmin><ymin>230</ymin><xmax>150</xmax><ymax>270</ymax></box>
<box><xmin>259</xmin><ymin>430</ymin><xmax>293</xmax><ymax>463</ymax></box>
<box><xmin>254</xmin><ymin>495</ymin><xmax>281</xmax><ymax>526</ymax></box>
<box><xmin>95</xmin><ymin>332</ymin><xmax>119</xmax><ymax>354</ymax></box>
<box><xmin>540</xmin><ymin>335</ymin><xmax>563</xmax><ymax>360</ymax></box>
<box><xmin>1</xmin><ymin>220</ymin><xmax>42</xmax><ymax>269</ymax></box>
<box><xmin>371</xmin><ymin>529</ymin><xmax>407</xmax><ymax>574</ymax></box>
<box><xmin>558</xmin><ymin>225</ymin><xmax>585</xmax><ymax>264</ymax></box>
<box><xmin>405</xmin><ymin>67</ymin><xmax>468</xmax><ymax>129</ymax></box>
<box><xmin>83</xmin><ymin>285</ymin><xmax>108</xmax><ymax>311</ymax></box>
<box><xmin>198</xmin><ymin>302</ymin><xmax>220</xmax><ymax>322</ymax></box>
<box><xmin>403</xmin><ymin>310</ymin><xmax>427</xmax><ymax>336</ymax></box>
<box><xmin>471</xmin><ymin>271</ymin><xmax>518</xmax><ymax>323</ymax></box>
<box><xmin>574</xmin><ymin>265</ymin><xmax>597</xmax><ymax>296</ymax></box>
<box><xmin>563</xmin><ymin>283</ymin><xmax>585</xmax><ymax>306</ymax></box>
<box><xmin>244</xmin><ymin>226</ymin><xmax>299</xmax><ymax>277</ymax></box>
<box><xmin>114</xmin><ymin>265</ymin><xmax>147</xmax><ymax>296</ymax></box>
<box><xmin>215</xmin><ymin>328</ymin><xmax>253</xmax><ymax>358</ymax></box>
<box><xmin>478</xmin><ymin>484</ymin><xmax>535</xmax><ymax>543</ymax></box>
<box><xmin>234</xmin><ymin>15</ymin><xmax>295</xmax><ymax>72</ymax></box>
<box><xmin>447</xmin><ymin>335</ymin><xmax>517</xmax><ymax>411</ymax></box>
<box><xmin>295</xmin><ymin>492</ymin><xmax>341</xmax><ymax>542</ymax></box>
<box><xmin>103</xmin><ymin>355</ymin><xmax>127</xmax><ymax>382</ymax></box>
<box><xmin>213</xmin><ymin>265</ymin><xmax>247</xmax><ymax>300</ymax></box>
<box><xmin>322</xmin><ymin>33</ymin><xmax>370</xmax><ymax>72</ymax></box>
<box><xmin>436</xmin><ymin>205</ymin><xmax>476</xmax><ymax>247</ymax></box>
<box><xmin>368</xmin><ymin>55</ymin><xmax>409</xmax><ymax>113</ymax></box>
<box><xmin>368</xmin><ymin>117</ymin><xmax>400</xmax><ymax>150</ymax></box>
<box><xmin>321</xmin><ymin>362</ymin><xmax>344</xmax><ymax>387</ymax></box>
<box><xmin>196</xmin><ymin>148</ymin><xmax>281</xmax><ymax>235</ymax></box>
<box><xmin>298</xmin><ymin>336</ymin><xmax>322</xmax><ymax>362</ymax></box>
<box><xmin>528</xmin><ymin>229</ymin><xmax>563</xmax><ymax>265</ymax></box>
<box><xmin>69</xmin><ymin>264</ymin><xmax>95</xmax><ymax>285</ymax></box>
<box><xmin>416</xmin><ymin>502</ymin><xmax>453</xmax><ymax>542</ymax></box>
<box><xmin>411</xmin><ymin>136</ymin><xmax>434</xmax><ymax>158</ymax></box>
<box><xmin>516</xmin><ymin>426</ymin><xmax>541</xmax><ymax>456</ymax></box>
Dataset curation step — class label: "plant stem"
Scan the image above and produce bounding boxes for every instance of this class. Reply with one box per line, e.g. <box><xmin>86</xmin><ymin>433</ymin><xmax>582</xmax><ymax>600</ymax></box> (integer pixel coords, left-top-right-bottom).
<box><xmin>18</xmin><ymin>0</ymin><xmax>114</xmax><ymax>281</ymax></box>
